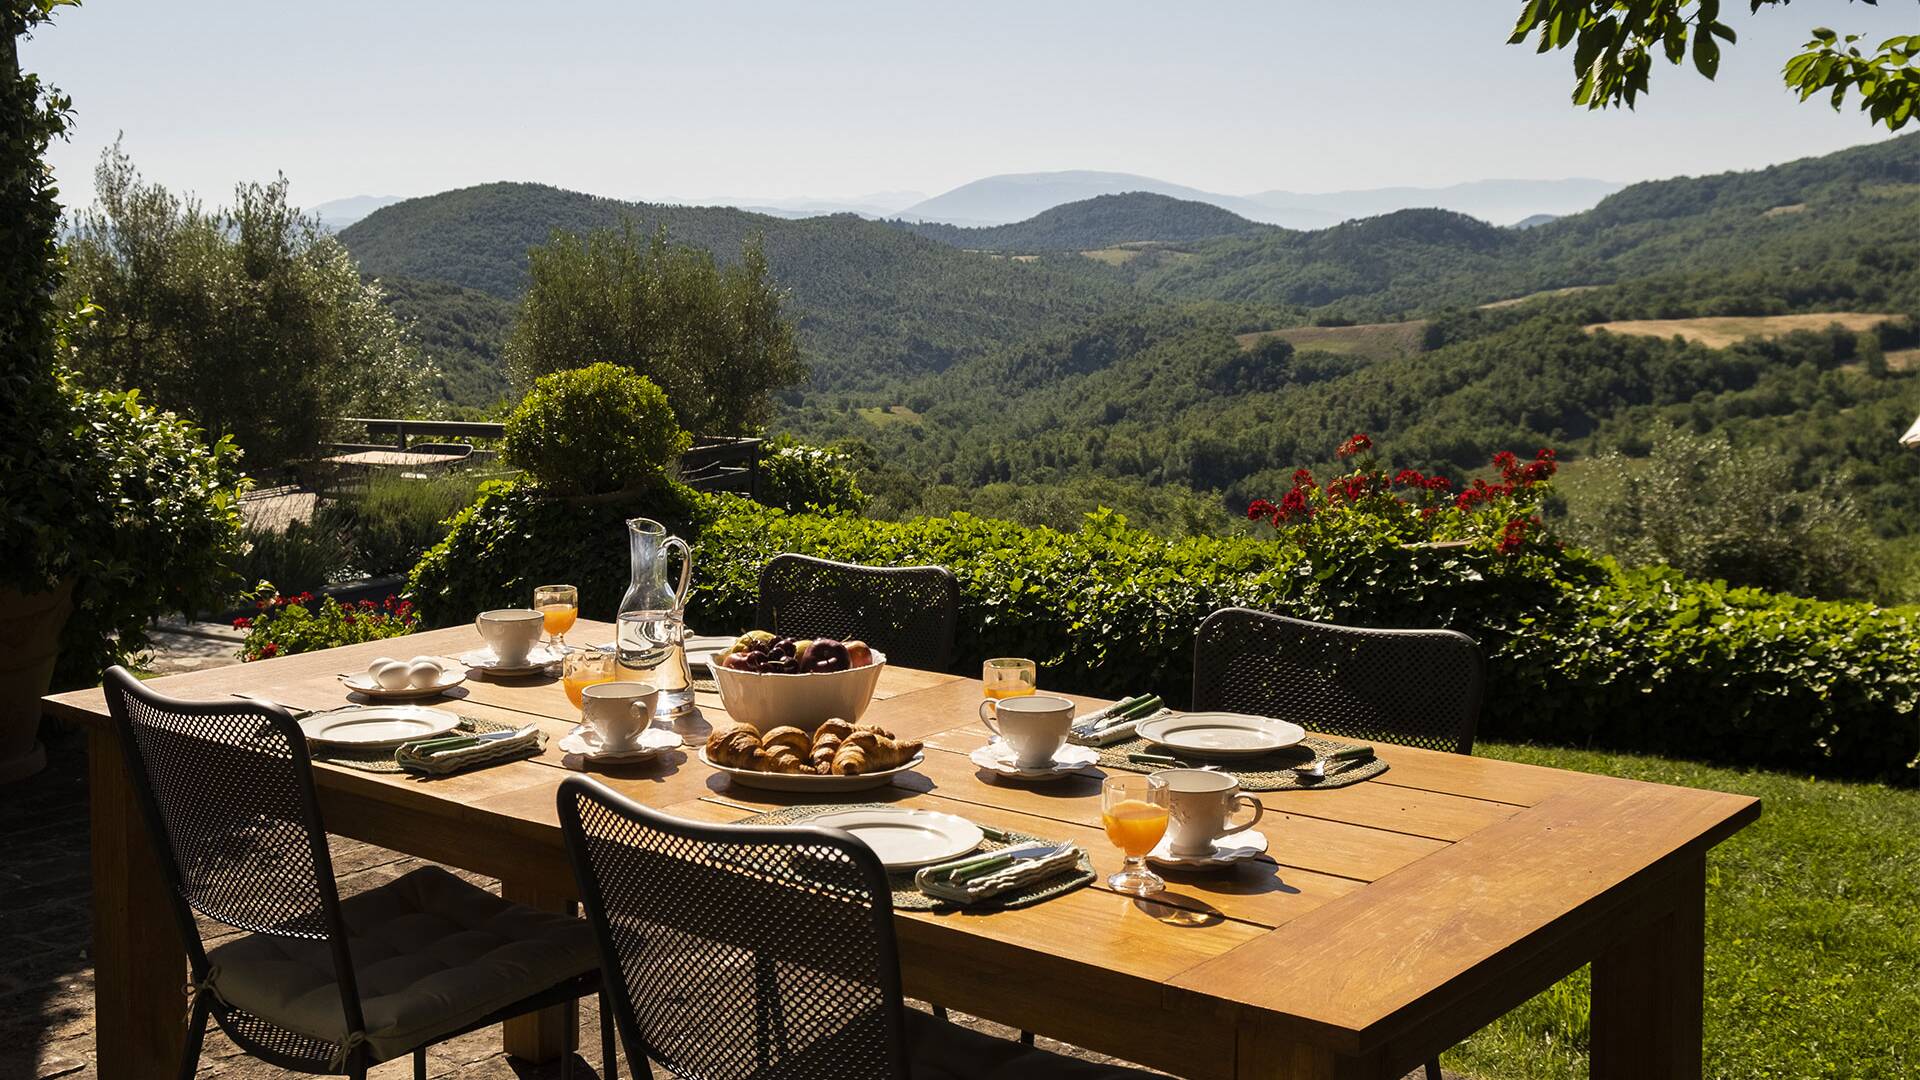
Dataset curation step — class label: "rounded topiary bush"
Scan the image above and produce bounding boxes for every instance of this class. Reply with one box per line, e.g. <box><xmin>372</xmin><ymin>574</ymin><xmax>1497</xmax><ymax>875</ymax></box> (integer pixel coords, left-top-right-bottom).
<box><xmin>503</xmin><ymin>363</ymin><xmax>690</xmax><ymax>496</ymax></box>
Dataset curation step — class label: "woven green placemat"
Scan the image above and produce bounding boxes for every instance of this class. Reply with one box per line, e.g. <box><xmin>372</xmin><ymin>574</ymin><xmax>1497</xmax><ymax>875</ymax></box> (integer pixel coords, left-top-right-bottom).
<box><xmin>1096</xmin><ymin>734</ymin><xmax>1388</xmax><ymax>792</ymax></box>
<box><xmin>310</xmin><ymin>716</ymin><xmax>536</xmax><ymax>774</ymax></box>
<box><xmin>733</xmin><ymin>802</ymin><xmax>1094</xmax><ymax>911</ymax></box>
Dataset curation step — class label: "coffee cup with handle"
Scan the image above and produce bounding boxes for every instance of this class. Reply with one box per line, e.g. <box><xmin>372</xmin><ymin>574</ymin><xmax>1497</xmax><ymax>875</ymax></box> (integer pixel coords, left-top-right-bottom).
<box><xmin>978</xmin><ymin>693</ymin><xmax>1075</xmax><ymax>769</ymax></box>
<box><xmin>580</xmin><ymin>681</ymin><xmax>659</xmax><ymax>751</ymax></box>
<box><xmin>1161</xmin><ymin>768</ymin><xmax>1264</xmax><ymax>856</ymax></box>
<box><xmin>475</xmin><ymin>608</ymin><xmax>545</xmax><ymax>668</ymax></box>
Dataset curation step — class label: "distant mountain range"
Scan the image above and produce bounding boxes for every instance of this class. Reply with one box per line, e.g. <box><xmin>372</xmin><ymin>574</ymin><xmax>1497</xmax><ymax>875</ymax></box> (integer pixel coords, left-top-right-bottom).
<box><xmin>313</xmin><ymin>171</ymin><xmax>1622</xmax><ymax>233</ymax></box>
<box><xmin>892</xmin><ymin>170</ymin><xmax>1625</xmax><ymax>228</ymax></box>
<box><xmin>312</xmin><ymin>194</ymin><xmax>407</xmax><ymax>231</ymax></box>
<box><xmin>337</xmin><ymin>131</ymin><xmax>1920</xmax><ymax>411</ymax></box>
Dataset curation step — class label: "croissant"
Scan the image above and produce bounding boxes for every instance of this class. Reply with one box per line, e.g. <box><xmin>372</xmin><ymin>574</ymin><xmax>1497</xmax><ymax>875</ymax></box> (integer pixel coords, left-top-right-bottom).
<box><xmin>762</xmin><ymin>725</ymin><xmax>811</xmax><ymax>757</ymax></box>
<box><xmin>851</xmin><ymin>721</ymin><xmax>894</xmax><ymax>739</ymax></box>
<box><xmin>809</xmin><ymin>731</ymin><xmax>845</xmax><ymax>770</ymax></box>
<box><xmin>707</xmin><ymin>727</ymin><xmax>763</xmax><ymax>768</ymax></box>
<box><xmin>760</xmin><ymin>744</ymin><xmax>811</xmax><ymax>773</ymax></box>
<box><xmin>830</xmin><ymin>731</ymin><xmax>923</xmax><ymax>775</ymax></box>
<box><xmin>815</xmin><ymin>718</ymin><xmax>855</xmax><ymax>741</ymax></box>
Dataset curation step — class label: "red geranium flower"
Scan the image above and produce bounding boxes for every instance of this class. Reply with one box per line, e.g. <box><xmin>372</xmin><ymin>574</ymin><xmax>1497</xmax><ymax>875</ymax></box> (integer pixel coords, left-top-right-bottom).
<box><xmin>259</xmin><ymin>642</ymin><xmax>279</xmax><ymax>658</ymax></box>
<box><xmin>232</xmin><ymin>616</ymin><xmax>251</xmax><ymax>629</ymax></box>
<box><xmin>1337</xmin><ymin>433</ymin><xmax>1372</xmax><ymax>458</ymax></box>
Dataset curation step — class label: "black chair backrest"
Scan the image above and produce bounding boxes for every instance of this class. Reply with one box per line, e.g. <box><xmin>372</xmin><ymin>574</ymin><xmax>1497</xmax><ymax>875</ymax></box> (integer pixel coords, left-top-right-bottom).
<box><xmin>755</xmin><ymin>553</ymin><xmax>959</xmax><ymax>671</ymax></box>
<box><xmin>101</xmin><ymin>667</ymin><xmax>366</xmax><ymax>1033</ymax></box>
<box><xmin>557</xmin><ymin>776</ymin><xmax>912</xmax><ymax>1080</ymax></box>
<box><xmin>1192</xmin><ymin>609</ymin><xmax>1483</xmax><ymax>754</ymax></box>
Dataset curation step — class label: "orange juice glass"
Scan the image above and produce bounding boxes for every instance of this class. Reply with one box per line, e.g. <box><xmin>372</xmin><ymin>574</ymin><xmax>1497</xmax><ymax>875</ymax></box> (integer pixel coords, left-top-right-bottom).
<box><xmin>1100</xmin><ymin>774</ymin><xmax>1169</xmax><ymax>896</ymax></box>
<box><xmin>533</xmin><ymin>584</ymin><xmax>579</xmax><ymax>652</ymax></box>
<box><xmin>562</xmin><ymin>650</ymin><xmax>617</xmax><ymax>709</ymax></box>
<box><xmin>982</xmin><ymin>657</ymin><xmax>1037</xmax><ymax>700</ymax></box>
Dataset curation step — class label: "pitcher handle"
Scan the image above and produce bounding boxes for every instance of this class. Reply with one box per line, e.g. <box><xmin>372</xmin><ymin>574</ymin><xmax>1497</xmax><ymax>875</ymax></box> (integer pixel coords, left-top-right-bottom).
<box><xmin>663</xmin><ymin>536</ymin><xmax>693</xmax><ymax>610</ymax></box>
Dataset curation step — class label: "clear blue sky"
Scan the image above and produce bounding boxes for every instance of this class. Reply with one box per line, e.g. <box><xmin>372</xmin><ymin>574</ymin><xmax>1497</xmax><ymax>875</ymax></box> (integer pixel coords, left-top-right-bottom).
<box><xmin>22</xmin><ymin>0</ymin><xmax>1920</xmax><ymax>208</ymax></box>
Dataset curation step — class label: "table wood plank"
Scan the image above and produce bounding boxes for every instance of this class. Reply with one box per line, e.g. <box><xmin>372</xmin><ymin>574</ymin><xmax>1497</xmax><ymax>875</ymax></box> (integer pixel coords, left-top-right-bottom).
<box><xmin>1169</xmin><ymin>777</ymin><xmax>1756</xmax><ymax>1064</ymax></box>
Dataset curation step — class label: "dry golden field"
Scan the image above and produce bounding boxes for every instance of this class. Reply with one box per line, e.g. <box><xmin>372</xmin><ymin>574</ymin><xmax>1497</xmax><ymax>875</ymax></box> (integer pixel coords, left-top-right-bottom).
<box><xmin>1586</xmin><ymin>312</ymin><xmax>1896</xmax><ymax>348</ymax></box>
<box><xmin>1234</xmin><ymin>320</ymin><xmax>1429</xmax><ymax>361</ymax></box>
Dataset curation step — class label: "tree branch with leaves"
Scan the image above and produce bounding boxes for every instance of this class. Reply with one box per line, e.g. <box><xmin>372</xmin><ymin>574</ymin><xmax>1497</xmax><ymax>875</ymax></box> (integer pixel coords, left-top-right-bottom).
<box><xmin>1512</xmin><ymin>0</ymin><xmax>1920</xmax><ymax>130</ymax></box>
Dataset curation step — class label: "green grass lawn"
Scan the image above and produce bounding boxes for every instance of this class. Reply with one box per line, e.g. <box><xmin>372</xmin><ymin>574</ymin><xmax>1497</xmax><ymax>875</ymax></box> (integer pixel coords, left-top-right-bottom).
<box><xmin>1445</xmin><ymin>744</ymin><xmax>1920</xmax><ymax>1080</ymax></box>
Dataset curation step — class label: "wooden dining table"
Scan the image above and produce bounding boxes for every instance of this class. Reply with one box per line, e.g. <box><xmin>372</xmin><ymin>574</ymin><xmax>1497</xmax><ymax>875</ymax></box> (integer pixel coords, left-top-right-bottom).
<box><xmin>45</xmin><ymin>619</ymin><xmax>1759</xmax><ymax>1080</ymax></box>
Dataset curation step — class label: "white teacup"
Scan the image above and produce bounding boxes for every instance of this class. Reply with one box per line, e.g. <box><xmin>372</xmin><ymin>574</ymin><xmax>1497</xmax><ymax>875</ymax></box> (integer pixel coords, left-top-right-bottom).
<box><xmin>978</xmin><ymin>694</ymin><xmax>1075</xmax><ymax>769</ymax></box>
<box><xmin>475</xmin><ymin>608</ymin><xmax>544</xmax><ymax>668</ymax></box>
<box><xmin>1161</xmin><ymin>769</ymin><xmax>1265</xmax><ymax>856</ymax></box>
<box><xmin>580</xmin><ymin>681</ymin><xmax>659</xmax><ymax>751</ymax></box>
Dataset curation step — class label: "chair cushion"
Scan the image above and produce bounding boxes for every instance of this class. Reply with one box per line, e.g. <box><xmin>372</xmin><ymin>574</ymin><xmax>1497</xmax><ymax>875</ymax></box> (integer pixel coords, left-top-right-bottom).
<box><xmin>906</xmin><ymin>1010</ymin><xmax>1162</xmax><ymax>1079</ymax></box>
<box><xmin>206</xmin><ymin>866</ymin><xmax>596</xmax><ymax>1062</ymax></box>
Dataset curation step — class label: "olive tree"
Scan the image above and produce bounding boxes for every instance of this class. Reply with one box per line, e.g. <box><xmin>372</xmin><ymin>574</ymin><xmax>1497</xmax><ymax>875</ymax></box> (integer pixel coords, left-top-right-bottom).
<box><xmin>60</xmin><ymin>142</ymin><xmax>432</xmax><ymax>465</ymax></box>
<box><xmin>505</xmin><ymin>222</ymin><xmax>805</xmax><ymax>436</ymax></box>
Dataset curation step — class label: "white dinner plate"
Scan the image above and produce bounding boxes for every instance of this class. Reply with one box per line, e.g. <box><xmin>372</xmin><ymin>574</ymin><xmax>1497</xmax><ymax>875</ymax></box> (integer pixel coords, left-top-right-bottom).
<box><xmin>697</xmin><ymin>749</ymin><xmax>925</xmax><ymax>792</ymax></box>
<box><xmin>337</xmin><ymin>659</ymin><xmax>466</xmax><ymax>700</ymax></box>
<box><xmin>298</xmin><ymin>705</ymin><xmax>461</xmax><ymax>749</ymax></box>
<box><xmin>1136</xmin><ymin>712</ymin><xmax>1306</xmax><ymax>758</ymax></box>
<box><xmin>809</xmin><ymin>807</ymin><xmax>984</xmax><ymax>870</ymax></box>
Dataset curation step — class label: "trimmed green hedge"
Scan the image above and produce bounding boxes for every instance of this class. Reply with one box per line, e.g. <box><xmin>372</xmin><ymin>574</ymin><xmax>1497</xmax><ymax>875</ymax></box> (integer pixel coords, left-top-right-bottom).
<box><xmin>688</xmin><ymin>501</ymin><xmax>1920</xmax><ymax>777</ymax></box>
<box><xmin>407</xmin><ymin>476</ymin><xmax>711</xmax><ymax>623</ymax></box>
<box><xmin>406</xmin><ymin>483</ymin><xmax>1919</xmax><ymax>776</ymax></box>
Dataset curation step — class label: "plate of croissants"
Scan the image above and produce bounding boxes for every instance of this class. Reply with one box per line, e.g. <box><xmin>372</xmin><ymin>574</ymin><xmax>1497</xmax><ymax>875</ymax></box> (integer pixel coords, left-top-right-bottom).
<box><xmin>701</xmin><ymin>718</ymin><xmax>925</xmax><ymax>791</ymax></box>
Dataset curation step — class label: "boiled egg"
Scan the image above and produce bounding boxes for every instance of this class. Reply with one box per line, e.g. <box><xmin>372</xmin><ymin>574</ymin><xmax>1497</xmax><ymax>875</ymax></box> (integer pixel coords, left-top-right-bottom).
<box><xmin>406</xmin><ymin>659</ymin><xmax>444</xmax><ymax>688</ymax></box>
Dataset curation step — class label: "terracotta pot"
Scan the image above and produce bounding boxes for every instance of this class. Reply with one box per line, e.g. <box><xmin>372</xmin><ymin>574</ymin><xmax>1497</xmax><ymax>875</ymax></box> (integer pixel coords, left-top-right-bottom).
<box><xmin>0</xmin><ymin>577</ymin><xmax>76</xmax><ymax>784</ymax></box>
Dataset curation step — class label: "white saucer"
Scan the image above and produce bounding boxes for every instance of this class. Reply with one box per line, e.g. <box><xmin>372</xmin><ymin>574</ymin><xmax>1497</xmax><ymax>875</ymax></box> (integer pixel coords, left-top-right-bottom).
<box><xmin>969</xmin><ymin>740</ymin><xmax>1101</xmax><ymax>779</ymax></box>
<box><xmin>558</xmin><ymin>725</ymin><xmax>683</xmax><ymax>764</ymax></box>
<box><xmin>458</xmin><ymin>644</ymin><xmax>565</xmax><ymax>677</ymax></box>
<box><xmin>1146</xmin><ymin>829</ymin><xmax>1270</xmax><ymax>869</ymax></box>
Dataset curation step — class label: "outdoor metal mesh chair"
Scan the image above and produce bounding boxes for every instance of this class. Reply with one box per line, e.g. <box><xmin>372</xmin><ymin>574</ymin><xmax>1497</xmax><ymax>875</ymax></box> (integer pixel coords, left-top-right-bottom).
<box><xmin>557</xmin><ymin>776</ymin><xmax>1160</xmax><ymax>1079</ymax></box>
<box><xmin>1191</xmin><ymin>609</ymin><xmax>1481</xmax><ymax>1080</ymax></box>
<box><xmin>1192</xmin><ymin>608</ymin><xmax>1483</xmax><ymax>755</ymax></box>
<box><xmin>102</xmin><ymin>666</ymin><xmax>610</xmax><ymax>1080</ymax></box>
<box><xmin>756</xmin><ymin>553</ymin><xmax>960</xmax><ymax>671</ymax></box>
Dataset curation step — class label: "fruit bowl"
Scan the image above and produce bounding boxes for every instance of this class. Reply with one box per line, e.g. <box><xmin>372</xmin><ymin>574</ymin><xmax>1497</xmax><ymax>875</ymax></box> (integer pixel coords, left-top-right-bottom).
<box><xmin>710</xmin><ymin>649</ymin><xmax>887</xmax><ymax>733</ymax></box>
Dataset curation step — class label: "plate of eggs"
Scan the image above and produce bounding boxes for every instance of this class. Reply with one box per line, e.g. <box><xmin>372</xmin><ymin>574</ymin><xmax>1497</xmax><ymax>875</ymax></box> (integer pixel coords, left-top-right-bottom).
<box><xmin>338</xmin><ymin>655</ymin><xmax>467</xmax><ymax>700</ymax></box>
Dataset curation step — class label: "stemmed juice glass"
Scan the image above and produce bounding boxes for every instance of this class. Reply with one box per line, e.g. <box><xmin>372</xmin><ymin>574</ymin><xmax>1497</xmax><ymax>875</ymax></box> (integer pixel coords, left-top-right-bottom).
<box><xmin>1101</xmin><ymin>773</ymin><xmax>1170</xmax><ymax>897</ymax></box>
<box><xmin>533</xmin><ymin>584</ymin><xmax>578</xmax><ymax>653</ymax></box>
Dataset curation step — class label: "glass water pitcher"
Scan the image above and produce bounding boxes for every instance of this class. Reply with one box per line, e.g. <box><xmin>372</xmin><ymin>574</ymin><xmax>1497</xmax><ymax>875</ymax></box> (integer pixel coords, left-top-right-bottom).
<box><xmin>616</xmin><ymin>517</ymin><xmax>695</xmax><ymax>717</ymax></box>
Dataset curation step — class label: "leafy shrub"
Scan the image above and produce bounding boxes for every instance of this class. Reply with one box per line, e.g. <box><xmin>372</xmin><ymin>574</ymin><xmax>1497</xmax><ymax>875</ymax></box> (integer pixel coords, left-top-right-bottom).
<box><xmin>756</xmin><ymin>438</ymin><xmax>867</xmax><ymax>513</ymax></box>
<box><xmin>54</xmin><ymin>377</ymin><xmax>248</xmax><ymax>686</ymax></box>
<box><xmin>319</xmin><ymin>469</ymin><xmax>482</xmax><ymax>577</ymax></box>
<box><xmin>689</xmin><ymin>495</ymin><xmax>1917</xmax><ymax>778</ymax></box>
<box><xmin>502</xmin><ymin>363</ymin><xmax>690</xmax><ymax>496</ymax></box>
<box><xmin>407</xmin><ymin>475</ymin><xmax>710</xmax><ymax>624</ymax></box>
<box><xmin>234</xmin><ymin>520</ymin><xmax>354</xmax><ymax>597</ymax></box>
<box><xmin>234</xmin><ymin>589</ymin><xmax>418</xmax><ymax>661</ymax></box>
<box><xmin>1563</xmin><ymin>425</ymin><xmax>1875</xmax><ymax>600</ymax></box>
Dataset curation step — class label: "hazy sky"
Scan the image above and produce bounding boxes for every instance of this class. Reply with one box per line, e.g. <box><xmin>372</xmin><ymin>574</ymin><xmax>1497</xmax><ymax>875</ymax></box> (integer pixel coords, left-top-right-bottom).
<box><xmin>23</xmin><ymin>1</ymin><xmax>1920</xmax><ymax>209</ymax></box>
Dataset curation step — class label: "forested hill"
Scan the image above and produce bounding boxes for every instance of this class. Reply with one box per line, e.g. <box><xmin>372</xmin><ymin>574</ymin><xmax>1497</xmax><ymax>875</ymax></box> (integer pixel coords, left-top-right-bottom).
<box><xmin>341</xmin><ymin>183</ymin><xmax>1131</xmax><ymax>388</ymax></box>
<box><xmin>347</xmin><ymin>133</ymin><xmax>1920</xmax><ymax>407</ymax></box>
<box><xmin>1129</xmin><ymin>132</ymin><xmax>1920</xmax><ymax>318</ymax></box>
<box><xmin>891</xmin><ymin>192</ymin><xmax>1272</xmax><ymax>252</ymax></box>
